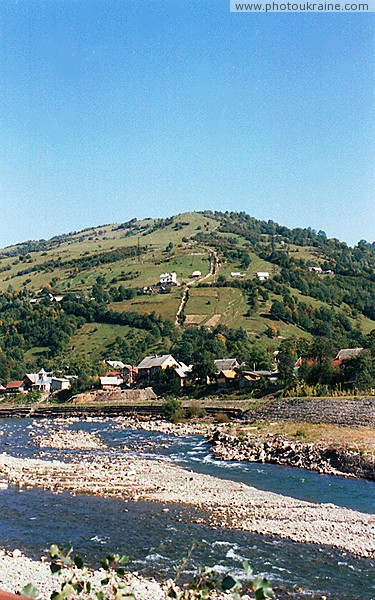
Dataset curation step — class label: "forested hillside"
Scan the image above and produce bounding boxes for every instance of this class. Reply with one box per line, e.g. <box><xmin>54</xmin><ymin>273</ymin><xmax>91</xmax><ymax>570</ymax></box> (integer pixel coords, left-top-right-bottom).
<box><xmin>0</xmin><ymin>211</ymin><xmax>374</xmax><ymax>390</ymax></box>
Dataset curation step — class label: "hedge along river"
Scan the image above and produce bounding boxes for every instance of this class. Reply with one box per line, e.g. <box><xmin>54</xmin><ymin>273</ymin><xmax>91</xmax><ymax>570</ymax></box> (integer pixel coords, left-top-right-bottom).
<box><xmin>0</xmin><ymin>417</ymin><xmax>374</xmax><ymax>600</ymax></box>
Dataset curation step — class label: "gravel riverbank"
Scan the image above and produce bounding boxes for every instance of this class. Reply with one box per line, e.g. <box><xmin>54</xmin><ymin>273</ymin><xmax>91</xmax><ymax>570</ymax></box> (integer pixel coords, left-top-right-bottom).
<box><xmin>0</xmin><ymin>449</ymin><xmax>373</xmax><ymax>560</ymax></box>
<box><xmin>0</xmin><ymin>548</ymin><xmax>175</xmax><ymax>599</ymax></box>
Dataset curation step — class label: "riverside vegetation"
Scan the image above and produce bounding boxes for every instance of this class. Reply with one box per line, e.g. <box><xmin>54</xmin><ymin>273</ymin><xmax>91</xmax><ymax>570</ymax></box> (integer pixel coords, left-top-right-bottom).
<box><xmin>20</xmin><ymin>544</ymin><xmax>274</xmax><ymax>600</ymax></box>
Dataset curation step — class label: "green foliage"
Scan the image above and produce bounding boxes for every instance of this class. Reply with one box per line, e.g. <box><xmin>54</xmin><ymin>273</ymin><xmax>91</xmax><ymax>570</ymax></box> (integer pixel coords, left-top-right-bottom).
<box><xmin>23</xmin><ymin>545</ymin><xmax>273</xmax><ymax>600</ymax></box>
<box><xmin>167</xmin><ymin>557</ymin><xmax>274</xmax><ymax>600</ymax></box>
<box><xmin>186</xmin><ymin>400</ymin><xmax>206</xmax><ymax>419</ymax></box>
<box><xmin>163</xmin><ymin>397</ymin><xmax>185</xmax><ymax>422</ymax></box>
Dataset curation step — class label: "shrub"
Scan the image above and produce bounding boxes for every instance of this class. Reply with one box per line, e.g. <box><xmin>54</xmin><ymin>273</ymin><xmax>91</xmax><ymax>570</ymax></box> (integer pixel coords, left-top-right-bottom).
<box><xmin>214</xmin><ymin>412</ymin><xmax>230</xmax><ymax>423</ymax></box>
<box><xmin>163</xmin><ymin>397</ymin><xmax>185</xmax><ymax>423</ymax></box>
<box><xmin>186</xmin><ymin>400</ymin><xmax>206</xmax><ymax>419</ymax></box>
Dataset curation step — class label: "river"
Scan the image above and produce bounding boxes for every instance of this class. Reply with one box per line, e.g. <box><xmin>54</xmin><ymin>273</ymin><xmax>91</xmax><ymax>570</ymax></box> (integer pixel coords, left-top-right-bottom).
<box><xmin>0</xmin><ymin>417</ymin><xmax>374</xmax><ymax>599</ymax></box>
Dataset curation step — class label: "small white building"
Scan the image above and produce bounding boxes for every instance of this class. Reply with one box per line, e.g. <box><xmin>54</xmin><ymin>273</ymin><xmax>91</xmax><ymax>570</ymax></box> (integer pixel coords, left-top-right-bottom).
<box><xmin>191</xmin><ymin>270</ymin><xmax>201</xmax><ymax>278</ymax></box>
<box><xmin>256</xmin><ymin>272</ymin><xmax>269</xmax><ymax>281</ymax></box>
<box><xmin>309</xmin><ymin>266</ymin><xmax>322</xmax><ymax>274</ymax></box>
<box><xmin>159</xmin><ymin>272</ymin><xmax>178</xmax><ymax>285</ymax></box>
<box><xmin>100</xmin><ymin>376</ymin><xmax>124</xmax><ymax>390</ymax></box>
<box><xmin>50</xmin><ymin>377</ymin><xmax>72</xmax><ymax>392</ymax></box>
<box><xmin>230</xmin><ymin>272</ymin><xmax>242</xmax><ymax>278</ymax></box>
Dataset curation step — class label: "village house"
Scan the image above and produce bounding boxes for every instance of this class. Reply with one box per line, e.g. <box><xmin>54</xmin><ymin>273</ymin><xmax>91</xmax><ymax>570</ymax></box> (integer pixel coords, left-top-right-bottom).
<box><xmin>213</xmin><ymin>358</ymin><xmax>240</xmax><ymax>374</ymax></box>
<box><xmin>136</xmin><ymin>354</ymin><xmax>192</xmax><ymax>387</ymax></box>
<box><xmin>216</xmin><ymin>369</ymin><xmax>238</xmax><ymax>390</ymax></box>
<box><xmin>50</xmin><ymin>377</ymin><xmax>73</xmax><ymax>393</ymax></box>
<box><xmin>309</xmin><ymin>266</ymin><xmax>322</xmax><ymax>274</ymax></box>
<box><xmin>256</xmin><ymin>272</ymin><xmax>269</xmax><ymax>281</ymax></box>
<box><xmin>3</xmin><ymin>380</ymin><xmax>26</xmax><ymax>394</ymax></box>
<box><xmin>106</xmin><ymin>361</ymin><xmax>138</xmax><ymax>385</ymax></box>
<box><xmin>23</xmin><ymin>369</ymin><xmax>52</xmax><ymax>392</ymax></box>
<box><xmin>100</xmin><ymin>375</ymin><xmax>124</xmax><ymax>390</ymax></box>
<box><xmin>239</xmin><ymin>372</ymin><xmax>261</xmax><ymax>389</ymax></box>
<box><xmin>191</xmin><ymin>270</ymin><xmax>201</xmax><ymax>278</ymax></box>
<box><xmin>159</xmin><ymin>272</ymin><xmax>179</xmax><ymax>286</ymax></box>
<box><xmin>332</xmin><ymin>348</ymin><xmax>364</xmax><ymax>367</ymax></box>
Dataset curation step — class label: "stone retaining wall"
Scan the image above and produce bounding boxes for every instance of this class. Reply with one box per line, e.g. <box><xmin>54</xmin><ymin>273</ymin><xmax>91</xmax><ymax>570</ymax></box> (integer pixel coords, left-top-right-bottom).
<box><xmin>244</xmin><ymin>397</ymin><xmax>375</xmax><ymax>428</ymax></box>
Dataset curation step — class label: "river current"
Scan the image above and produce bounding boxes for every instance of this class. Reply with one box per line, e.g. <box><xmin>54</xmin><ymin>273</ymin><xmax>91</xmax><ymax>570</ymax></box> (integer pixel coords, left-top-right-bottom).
<box><xmin>0</xmin><ymin>417</ymin><xmax>374</xmax><ymax>599</ymax></box>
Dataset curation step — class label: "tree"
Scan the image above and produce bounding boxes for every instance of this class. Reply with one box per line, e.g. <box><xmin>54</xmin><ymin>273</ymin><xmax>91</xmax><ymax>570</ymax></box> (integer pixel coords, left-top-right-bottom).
<box><xmin>0</xmin><ymin>351</ymin><xmax>10</xmax><ymax>385</ymax></box>
<box><xmin>278</xmin><ymin>339</ymin><xmax>298</xmax><ymax>386</ymax></box>
<box><xmin>192</xmin><ymin>352</ymin><xmax>215</xmax><ymax>384</ymax></box>
<box><xmin>270</xmin><ymin>301</ymin><xmax>288</xmax><ymax>322</ymax></box>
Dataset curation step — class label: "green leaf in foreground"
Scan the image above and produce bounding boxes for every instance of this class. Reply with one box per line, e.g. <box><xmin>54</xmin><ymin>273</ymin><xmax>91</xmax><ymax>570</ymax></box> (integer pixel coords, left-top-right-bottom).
<box><xmin>21</xmin><ymin>583</ymin><xmax>39</xmax><ymax>599</ymax></box>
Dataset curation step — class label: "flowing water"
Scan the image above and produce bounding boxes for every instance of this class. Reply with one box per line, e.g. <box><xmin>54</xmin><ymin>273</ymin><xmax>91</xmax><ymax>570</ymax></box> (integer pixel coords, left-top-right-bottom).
<box><xmin>0</xmin><ymin>417</ymin><xmax>374</xmax><ymax>599</ymax></box>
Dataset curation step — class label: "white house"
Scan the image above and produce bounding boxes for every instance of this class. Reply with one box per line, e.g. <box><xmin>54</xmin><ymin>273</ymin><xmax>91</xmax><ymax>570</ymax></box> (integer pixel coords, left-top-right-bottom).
<box><xmin>256</xmin><ymin>272</ymin><xmax>269</xmax><ymax>281</ymax></box>
<box><xmin>159</xmin><ymin>272</ymin><xmax>178</xmax><ymax>285</ymax></box>
<box><xmin>50</xmin><ymin>377</ymin><xmax>72</xmax><ymax>392</ymax></box>
<box><xmin>24</xmin><ymin>369</ymin><xmax>52</xmax><ymax>392</ymax></box>
<box><xmin>191</xmin><ymin>271</ymin><xmax>201</xmax><ymax>278</ymax></box>
<box><xmin>100</xmin><ymin>376</ymin><xmax>124</xmax><ymax>390</ymax></box>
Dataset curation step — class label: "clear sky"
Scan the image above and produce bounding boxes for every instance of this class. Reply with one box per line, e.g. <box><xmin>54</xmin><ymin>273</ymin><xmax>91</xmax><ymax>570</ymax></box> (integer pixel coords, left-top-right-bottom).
<box><xmin>0</xmin><ymin>0</ymin><xmax>374</xmax><ymax>247</ymax></box>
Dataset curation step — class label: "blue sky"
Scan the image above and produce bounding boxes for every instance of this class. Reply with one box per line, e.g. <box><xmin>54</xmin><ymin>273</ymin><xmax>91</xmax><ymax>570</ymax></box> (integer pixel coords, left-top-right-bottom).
<box><xmin>0</xmin><ymin>0</ymin><xmax>374</xmax><ymax>247</ymax></box>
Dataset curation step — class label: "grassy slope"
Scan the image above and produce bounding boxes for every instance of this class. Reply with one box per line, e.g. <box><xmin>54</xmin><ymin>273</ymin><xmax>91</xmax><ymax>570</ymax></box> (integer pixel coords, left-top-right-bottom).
<box><xmin>0</xmin><ymin>211</ymin><xmax>373</xmax><ymax>360</ymax></box>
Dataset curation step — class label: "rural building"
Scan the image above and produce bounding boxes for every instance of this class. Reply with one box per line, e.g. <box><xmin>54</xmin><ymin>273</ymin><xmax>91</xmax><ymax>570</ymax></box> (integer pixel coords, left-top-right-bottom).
<box><xmin>137</xmin><ymin>354</ymin><xmax>180</xmax><ymax>380</ymax></box>
<box><xmin>216</xmin><ymin>369</ymin><xmax>238</xmax><ymax>389</ymax></box>
<box><xmin>105</xmin><ymin>361</ymin><xmax>138</xmax><ymax>385</ymax></box>
<box><xmin>23</xmin><ymin>369</ymin><xmax>52</xmax><ymax>392</ymax></box>
<box><xmin>309</xmin><ymin>266</ymin><xmax>322</xmax><ymax>274</ymax></box>
<box><xmin>213</xmin><ymin>358</ymin><xmax>240</xmax><ymax>374</ymax></box>
<box><xmin>239</xmin><ymin>373</ymin><xmax>261</xmax><ymax>389</ymax></box>
<box><xmin>332</xmin><ymin>348</ymin><xmax>364</xmax><ymax>367</ymax></box>
<box><xmin>256</xmin><ymin>272</ymin><xmax>269</xmax><ymax>281</ymax></box>
<box><xmin>230</xmin><ymin>272</ymin><xmax>242</xmax><ymax>278</ymax></box>
<box><xmin>99</xmin><ymin>376</ymin><xmax>124</xmax><ymax>390</ymax></box>
<box><xmin>3</xmin><ymin>380</ymin><xmax>26</xmax><ymax>394</ymax></box>
<box><xmin>50</xmin><ymin>377</ymin><xmax>72</xmax><ymax>392</ymax></box>
<box><xmin>191</xmin><ymin>270</ymin><xmax>201</xmax><ymax>278</ymax></box>
<box><xmin>159</xmin><ymin>272</ymin><xmax>178</xmax><ymax>286</ymax></box>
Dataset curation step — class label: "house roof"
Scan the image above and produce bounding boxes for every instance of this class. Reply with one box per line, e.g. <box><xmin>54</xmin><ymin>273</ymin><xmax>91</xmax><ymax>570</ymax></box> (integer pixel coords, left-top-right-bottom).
<box><xmin>6</xmin><ymin>380</ymin><xmax>24</xmax><ymax>389</ymax></box>
<box><xmin>219</xmin><ymin>370</ymin><xmax>237</xmax><ymax>379</ymax></box>
<box><xmin>100</xmin><ymin>377</ymin><xmax>123</xmax><ymax>386</ymax></box>
<box><xmin>174</xmin><ymin>368</ymin><xmax>188</xmax><ymax>379</ymax></box>
<box><xmin>335</xmin><ymin>348</ymin><xmax>364</xmax><ymax>361</ymax></box>
<box><xmin>214</xmin><ymin>358</ymin><xmax>238</xmax><ymax>372</ymax></box>
<box><xmin>106</xmin><ymin>360</ymin><xmax>126</xmax><ymax>369</ymax></box>
<box><xmin>24</xmin><ymin>374</ymin><xmax>38</xmax><ymax>384</ymax></box>
<box><xmin>137</xmin><ymin>354</ymin><xmax>179</xmax><ymax>369</ymax></box>
<box><xmin>241</xmin><ymin>374</ymin><xmax>260</xmax><ymax>382</ymax></box>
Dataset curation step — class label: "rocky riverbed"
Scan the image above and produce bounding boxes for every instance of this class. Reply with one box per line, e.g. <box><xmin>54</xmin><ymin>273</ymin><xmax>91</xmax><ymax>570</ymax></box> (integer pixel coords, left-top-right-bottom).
<box><xmin>0</xmin><ymin>452</ymin><xmax>373</xmax><ymax>559</ymax></box>
<box><xmin>0</xmin><ymin>548</ymin><xmax>184</xmax><ymax>600</ymax></box>
<box><xmin>209</xmin><ymin>430</ymin><xmax>375</xmax><ymax>480</ymax></box>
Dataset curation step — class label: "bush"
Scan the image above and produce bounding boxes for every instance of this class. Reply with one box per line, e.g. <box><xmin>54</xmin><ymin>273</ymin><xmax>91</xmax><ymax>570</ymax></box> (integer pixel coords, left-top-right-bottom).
<box><xmin>163</xmin><ymin>397</ymin><xmax>185</xmax><ymax>423</ymax></box>
<box><xmin>186</xmin><ymin>400</ymin><xmax>206</xmax><ymax>419</ymax></box>
<box><xmin>214</xmin><ymin>412</ymin><xmax>230</xmax><ymax>423</ymax></box>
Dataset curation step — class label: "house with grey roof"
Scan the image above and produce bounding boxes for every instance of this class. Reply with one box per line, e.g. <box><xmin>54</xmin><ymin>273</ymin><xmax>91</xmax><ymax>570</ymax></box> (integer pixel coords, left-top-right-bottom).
<box><xmin>213</xmin><ymin>358</ymin><xmax>240</xmax><ymax>374</ymax></box>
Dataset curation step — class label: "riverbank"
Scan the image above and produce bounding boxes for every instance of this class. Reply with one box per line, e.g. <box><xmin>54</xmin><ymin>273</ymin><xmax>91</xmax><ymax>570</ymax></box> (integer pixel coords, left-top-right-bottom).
<box><xmin>1</xmin><ymin>396</ymin><xmax>374</xmax><ymax>481</ymax></box>
<box><xmin>0</xmin><ymin>548</ymin><xmax>176</xmax><ymax>599</ymax></box>
<box><xmin>108</xmin><ymin>415</ymin><xmax>375</xmax><ymax>480</ymax></box>
<box><xmin>0</xmin><ymin>443</ymin><xmax>373</xmax><ymax>559</ymax></box>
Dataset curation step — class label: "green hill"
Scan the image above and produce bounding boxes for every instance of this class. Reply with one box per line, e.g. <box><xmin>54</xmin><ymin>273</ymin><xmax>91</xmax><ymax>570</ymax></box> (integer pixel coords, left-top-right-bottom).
<box><xmin>0</xmin><ymin>211</ymin><xmax>374</xmax><ymax>380</ymax></box>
